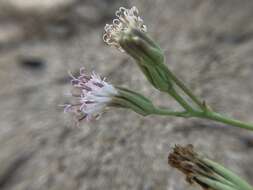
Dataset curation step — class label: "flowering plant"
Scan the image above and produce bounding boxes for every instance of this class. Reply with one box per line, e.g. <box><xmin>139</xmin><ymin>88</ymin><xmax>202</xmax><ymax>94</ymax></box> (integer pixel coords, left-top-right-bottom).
<box><xmin>62</xmin><ymin>6</ymin><xmax>253</xmax><ymax>190</ymax></box>
<box><xmin>64</xmin><ymin>6</ymin><xmax>253</xmax><ymax>131</ymax></box>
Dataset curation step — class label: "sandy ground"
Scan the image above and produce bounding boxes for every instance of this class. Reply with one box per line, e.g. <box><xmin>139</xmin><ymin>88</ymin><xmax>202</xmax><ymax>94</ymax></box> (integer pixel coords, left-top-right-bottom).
<box><xmin>0</xmin><ymin>0</ymin><xmax>252</xmax><ymax>189</ymax></box>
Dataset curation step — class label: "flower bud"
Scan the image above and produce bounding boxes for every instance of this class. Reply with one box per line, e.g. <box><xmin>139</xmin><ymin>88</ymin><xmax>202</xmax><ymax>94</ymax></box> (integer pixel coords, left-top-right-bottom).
<box><xmin>119</xmin><ymin>29</ymin><xmax>173</xmax><ymax>92</ymax></box>
<box><xmin>103</xmin><ymin>6</ymin><xmax>173</xmax><ymax>92</ymax></box>
<box><xmin>111</xmin><ymin>87</ymin><xmax>156</xmax><ymax>116</ymax></box>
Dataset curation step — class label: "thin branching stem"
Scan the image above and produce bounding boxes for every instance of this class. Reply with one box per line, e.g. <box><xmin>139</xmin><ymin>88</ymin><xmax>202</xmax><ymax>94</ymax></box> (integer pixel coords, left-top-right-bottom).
<box><xmin>166</xmin><ymin>69</ymin><xmax>206</xmax><ymax>111</ymax></box>
<box><xmin>153</xmin><ymin>106</ymin><xmax>253</xmax><ymax>131</ymax></box>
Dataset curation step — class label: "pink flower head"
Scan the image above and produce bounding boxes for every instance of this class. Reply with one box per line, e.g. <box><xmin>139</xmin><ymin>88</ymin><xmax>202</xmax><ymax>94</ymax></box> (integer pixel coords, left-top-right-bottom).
<box><xmin>63</xmin><ymin>68</ymin><xmax>118</xmax><ymax>122</ymax></box>
<box><xmin>103</xmin><ymin>6</ymin><xmax>147</xmax><ymax>52</ymax></box>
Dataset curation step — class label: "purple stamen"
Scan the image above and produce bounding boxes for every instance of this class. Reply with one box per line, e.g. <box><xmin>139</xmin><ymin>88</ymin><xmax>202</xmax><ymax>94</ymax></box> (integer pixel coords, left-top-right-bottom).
<box><xmin>83</xmin><ymin>85</ymin><xmax>92</xmax><ymax>91</ymax></box>
<box><xmin>85</xmin><ymin>100</ymin><xmax>95</xmax><ymax>104</ymax></box>
<box><xmin>63</xmin><ymin>67</ymin><xmax>117</xmax><ymax>123</ymax></box>
<box><xmin>78</xmin><ymin>114</ymin><xmax>88</xmax><ymax>122</ymax></box>
<box><xmin>93</xmin><ymin>82</ymin><xmax>104</xmax><ymax>88</ymax></box>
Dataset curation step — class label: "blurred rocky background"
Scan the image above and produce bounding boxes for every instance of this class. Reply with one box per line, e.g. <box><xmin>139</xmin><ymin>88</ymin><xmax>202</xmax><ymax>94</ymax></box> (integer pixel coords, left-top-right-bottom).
<box><xmin>0</xmin><ymin>0</ymin><xmax>253</xmax><ymax>189</ymax></box>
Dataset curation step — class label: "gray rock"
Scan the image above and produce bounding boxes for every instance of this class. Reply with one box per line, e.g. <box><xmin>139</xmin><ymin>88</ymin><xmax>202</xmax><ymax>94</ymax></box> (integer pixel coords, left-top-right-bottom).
<box><xmin>0</xmin><ymin>0</ymin><xmax>252</xmax><ymax>189</ymax></box>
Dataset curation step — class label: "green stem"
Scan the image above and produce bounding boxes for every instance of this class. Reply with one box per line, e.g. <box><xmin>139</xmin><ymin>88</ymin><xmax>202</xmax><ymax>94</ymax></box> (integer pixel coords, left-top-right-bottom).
<box><xmin>203</xmin><ymin>158</ymin><xmax>253</xmax><ymax>190</ymax></box>
<box><xmin>152</xmin><ymin>107</ymin><xmax>190</xmax><ymax>117</ymax></box>
<box><xmin>168</xmin><ymin>87</ymin><xmax>195</xmax><ymax>112</ymax></box>
<box><xmin>192</xmin><ymin>111</ymin><xmax>253</xmax><ymax>131</ymax></box>
<box><xmin>153</xmin><ymin>106</ymin><xmax>253</xmax><ymax>131</ymax></box>
<box><xmin>195</xmin><ymin>176</ymin><xmax>240</xmax><ymax>190</ymax></box>
<box><xmin>166</xmin><ymin>69</ymin><xmax>206</xmax><ymax>110</ymax></box>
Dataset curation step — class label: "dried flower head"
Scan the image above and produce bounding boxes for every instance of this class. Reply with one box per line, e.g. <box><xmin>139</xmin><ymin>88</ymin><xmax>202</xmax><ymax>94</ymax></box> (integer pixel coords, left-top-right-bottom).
<box><xmin>103</xmin><ymin>6</ymin><xmax>147</xmax><ymax>52</ymax></box>
<box><xmin>63</xmin><ymin>68</ymin><xmax>118</xmax><ymax>122</ymax></box>
<box><xmin>168</xmin><ymin>144</ymin><xmax>253</xmax><ymax>190</ymax></box>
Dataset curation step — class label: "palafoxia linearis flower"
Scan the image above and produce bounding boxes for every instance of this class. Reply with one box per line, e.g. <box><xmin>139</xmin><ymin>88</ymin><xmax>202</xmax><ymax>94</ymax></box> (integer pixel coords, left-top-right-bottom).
<box><xmin>63</xmin><ymin>68</ymin><xmax>118</xmax><ymax>122</ymax></box>
<box><xmin>103</xmin><ymin>6</ymin><xmax>174</xmax><ymax>92</ymax></box>
<box><xmin>62</xmin><ymin>67</ymin><xmax>158</xmax><ymax>123</ymax></box>
<box><xmin>103</xmin><ymin>6</ymin><xmax>147</xmax><ymax>52</ymax></box>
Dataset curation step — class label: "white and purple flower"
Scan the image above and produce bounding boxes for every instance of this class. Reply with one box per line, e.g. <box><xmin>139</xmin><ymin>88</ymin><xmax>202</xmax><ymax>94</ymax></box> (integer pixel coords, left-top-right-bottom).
<box><xmin>103</xmin><ymin>6</ymin><xmax>147</xmax><ymax>52</ymax></box>
<box><xmin>63</xmin><ymin>68</ymin><xmax>118</xmax><ymax>122</ymax></box>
